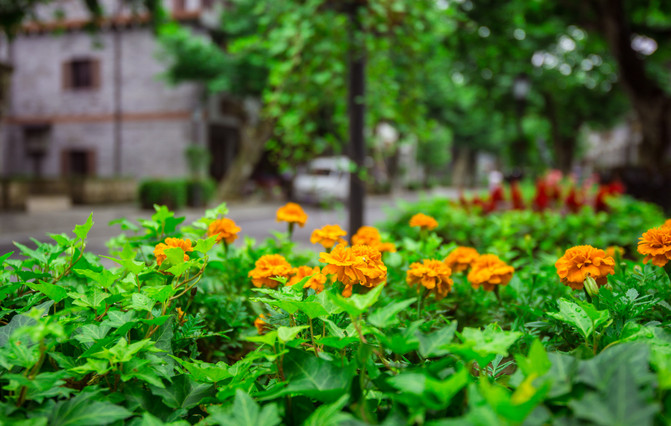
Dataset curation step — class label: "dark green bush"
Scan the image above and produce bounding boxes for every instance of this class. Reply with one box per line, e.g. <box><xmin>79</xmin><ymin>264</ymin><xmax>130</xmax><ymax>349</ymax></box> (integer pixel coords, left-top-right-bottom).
<box><xmin>186</xmin><ymin>179</ymin><xmax>216</xmax><ymax>207</ymax></box>
<box><xmin>138</xmin><ymin>179</ymin><xmax>188</xmax><ymax>210</ymax></box>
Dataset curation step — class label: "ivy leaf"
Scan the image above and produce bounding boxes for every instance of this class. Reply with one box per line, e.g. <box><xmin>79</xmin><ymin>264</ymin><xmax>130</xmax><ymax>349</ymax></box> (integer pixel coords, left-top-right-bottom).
<box><xmin>325</xmin><ymin>284</ymin><xmax>384</xmax><ymax>317</ymax></box>
<box><xmin>547</xmin><ymin>298</ymin><xmax>610</xmax><ymax>340</ymax></box>
<box><xmin>368</xmin><ymin>298</ymin><xmax>417</xmax><ymax>328</ymax></box>
<box><xmin>24</xmin><ymin>280</ymin><xmax>68</xmax><ymax>303</ymax></box>
<box><xmin>68</xmin><ymin>289</ymin><xmax>110</xmax><ymax>309</ymax></box>
<box><xmin>131</xmin><ymin>293</ymin><xmax>156</xmax><ymax>312</ymax></box>
<box><xmin>277</xmin><ymin>326</ymin><xmax>308</xmax><ymax>343</ymax></box>
<box><xmin>73</xmin><ymin>269</ymin><xmax>120</xmax><ymax>290</ymax></box>
<box><xmin>48</xmin><ymin>390</ymin><xmax>132</xmax><ymax>426</ymax></box>
<box><xmin>171</xmin><ymin>356</ymin><xmax>231</xmax><ymax>383</ymax></box>
<box><xmin>207</xmin><ymin>389</ymin><xmax>280</xmax><ymax>426</ymax></box>
<box><xmin>416</xmin><ymin>321</ymin><xmax>457</xmax><ymax>358</ymax></box>
<box><xmin>72</xmin><ymin>214</ymin><xmax>94</xmax><ymax>242</ymax></box>
<box><xmin>447</xmin><ymin>323</ymin><xmax>522</xmax><ymax>368</ymax></box>
<box><xmin>193</xmin><ymin>236</ymin><xmax>217</xmax><ymax>254</ymax></box>
<box><xmin>150</xmin><ymin>374</ymin><xmax>214</xmax><ymax>410</ymax></box>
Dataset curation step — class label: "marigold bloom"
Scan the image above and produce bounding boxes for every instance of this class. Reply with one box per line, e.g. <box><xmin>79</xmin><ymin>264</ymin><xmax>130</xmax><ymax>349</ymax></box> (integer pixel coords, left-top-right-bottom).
<box><xmin>254</xmin><ymin>314</ymin><xmax>268</xmax><ymax>335</ymax></box>
<box><xmin>406</xmin><ymin>259</ymin><xmax>454</xmax><ymax>300</ymax></box>
<box><xmin>605</xmin><ymin>246</ymin><xmax>624</xmax><ymax>259</ymax></box>
<box><xmin>555</xmin><ymin>245</ymin><xmax>615</xmax><ymax>290</ymax></box>
<box><xmin>444</xmin><ymin>247</ymin><xmax>480</xmax><ymax>273</ymax></box>
<box><xmin>351</xmin><ymin>226</ymin><xmax>397</xmax><ymax>253</ymax></box>
<box><xmin>248</xmin><ymin>254</ymin><xmax>293</xmax><ymax>288</ymax></box>
<box><xmin>154</xmin><ymin>238</ymin><xmax>194</xmax><ymax>266</ymax></box>
<box><xmin>207</xmin><ymin>218</ymin><xmax>241</xmax><ymax>245</ymax></box>
<box><xmin>276</xmin><ymin>202</ymin><xmax>308</xmax><ymax>227</ymax></box>
<box><xmin>409</xmin><ymin>213</ymin><xmax>438</xmax><ymax>231</ymax></box>
<box><xmin>175</xmin><ymin>307</ymin><xmax>186</xmax><ymax>325</ymax></box>
<box><xmin>288</xmin><ymin>265</ymin><xmax>327</xmax><ymax>293</ymax></box>
<box><xmin>310</xmin><ymin>224</ymin><xmax>347</xmax><ymax>249</ymax></box>
<box><xmin>468</xmin><ymin>254</ymin><xmax>515</xmax><ymax>291</ymax></box>
<box><xmin>319</xmin><ymin>244</ymin><xmax>387</xmax><ymax>297</ymax></box>
<box><xmin>638</xmin><ymin>226</ymin><xmax>671</xmax><ymax>268</ymax></box>
<box><xmin>663</xmin><ymin>219</ymin><xmax>671</xmax><ymax>229</ymax></box>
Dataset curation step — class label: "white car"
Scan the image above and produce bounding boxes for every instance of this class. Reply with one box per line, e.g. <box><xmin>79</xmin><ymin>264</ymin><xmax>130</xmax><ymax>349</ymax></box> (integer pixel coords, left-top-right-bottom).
<box><xmin>292</xmin><ymin>156</ymin><xmax>352</xmax><ymax>204</ymax></box>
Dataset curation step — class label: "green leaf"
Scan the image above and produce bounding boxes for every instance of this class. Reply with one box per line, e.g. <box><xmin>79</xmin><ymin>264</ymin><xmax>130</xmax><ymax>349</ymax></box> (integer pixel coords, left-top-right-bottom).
<box><xmin>569</xmin><ymin>362</ymin><xmax>659</xmax><ymax>426</ymax></box>
<box><xmin>477</xmin><ymin>373</ymin><xmax>551</xmax><ymax>423</ymax></box>
<box><xmin>515</xmin><ymin>339</ymin><xmax>551</xmax><ymax>377</ymax></box>
<box><xmin>303</xmin><ymin>394</ymin><xmax>352</xmax><ymax>426</ymax></box>
<box><xmin>368</xmin><ymin>298</ymin><xmax>417</xmax><ymax>328</ymax></box>
<box><xmin>206</xmin><ymin>389</ymin><xmax>280</xmax><ymax>426</ymax></box>
<box><xmin>277</xmin><ymin>325</ymin><xmax>308</xmax><ymax>343</ymax></box>
<box><xmin>103</xmin><ymin>256</ymin><xmax>145</xmax><ymax>275</ymax></box>
<box><xmin>132</xmin><ymin>293</ymin><xmax>156</xmax><ymax>312</ymax></box>
<box><xmin>48</xmin><ymin>390</ymin><xmax>132</xmax><ymax>426</ymax></box>
<box><xmin>547</xmin><ymin>298</ymin><xmax>610</xmax><ymax>340</ymax></box>
<box><xmin>387</xmin><ymin>369</ymin><xmax>470</xmax><ymax>411</ymax></box>
<box><xmin>68</xmin><ymin>289</ymin><xmax>110</xmax><ymax>309</ymax></box>
<box><xmin>263</xmin><ymin>348</ymin><xmax>354</xmax><ymax>402</ymax></box>
<box><xmin>417</xmin><ymin>321</ymin><xmax>457</xmax><ymax>358</ymax></box>
<box><xmin>326</xmin><ymin>284</ymin><xmax>384</xmax><ymax>317</ymax></box>
<box><xmin>73</xmin><ymin>213</ymin><xmax>94</xmax><ymax>241</ymax></box>
<box><xmin>297</xmin><ymin>301</ymin><xmax>330</xmax><ymax>319</ymax></box>
<box><xmin>150</xmin><ymin>374</ymin><xmax>214</xmax><ymax>410</ymax></box>
<box><xmin>245</xmin><ymin>331</ymin><xmax>278</xmax><ymax>347</ymax></box>
<box><xmin>24</xmin><ymin>280</ymin><xmax>68</xmax><ymax>303</ymax></box>
<box><xmin>73</xmin><ymin>269</ymin><xmax>120</xmax><ymax>289</ymax></box>
<box><xmin>193</xmin><ymin>236</ymin><xmax>217</xmax><ymax>254</ymax></box>
<box><xmin>171</xmin><ymin>356</ymin><xmax>232</xmax><ymax>383</ymax></box>
<box><xmin>448</xmin><ymin>323</ymin><xmax>522</xmax><ymax>368</ymax></box>
<box><xmin>0</xmin><ymin>251</ymin><xmax>14</xmax><ymax>264</ymax></box>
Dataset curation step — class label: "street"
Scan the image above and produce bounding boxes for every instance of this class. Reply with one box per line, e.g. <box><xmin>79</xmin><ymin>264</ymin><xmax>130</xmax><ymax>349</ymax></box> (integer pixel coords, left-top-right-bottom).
<box><xmin>0</xmin><ymin>188</ymin><xmax>458</xmax><ymax>260</ymax></box>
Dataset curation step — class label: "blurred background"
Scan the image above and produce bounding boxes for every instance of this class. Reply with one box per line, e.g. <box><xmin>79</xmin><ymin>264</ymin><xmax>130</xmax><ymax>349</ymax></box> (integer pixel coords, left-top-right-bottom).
<box><xmin>0</xmin><ymin>0</ymin><xmax>669</xmax><ymax>217</ymax></box>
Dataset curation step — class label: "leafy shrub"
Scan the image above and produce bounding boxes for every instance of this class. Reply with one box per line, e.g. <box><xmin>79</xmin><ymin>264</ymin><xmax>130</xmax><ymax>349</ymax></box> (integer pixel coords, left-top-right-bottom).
<box><xmin>138</xmin><ymin>179</ymin><xmax>188</xmax><ymax>210</ymax></box>
<box><xmin>1</xmin><ymin>200</ymin><xmax>670</xmax><ymax>425</ymax></box>
<box><xmin>187</xmin><ymin>179</ymin><xmax>216</xmax><ymax>208</ymax></box>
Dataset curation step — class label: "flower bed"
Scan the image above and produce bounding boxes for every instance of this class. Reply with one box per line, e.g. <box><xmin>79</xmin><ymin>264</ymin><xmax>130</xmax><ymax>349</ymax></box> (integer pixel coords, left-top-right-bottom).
<box><xmin>1</xmin><ymin>199</ymin><xmax>670</xmax><ymax>425</ymax></box>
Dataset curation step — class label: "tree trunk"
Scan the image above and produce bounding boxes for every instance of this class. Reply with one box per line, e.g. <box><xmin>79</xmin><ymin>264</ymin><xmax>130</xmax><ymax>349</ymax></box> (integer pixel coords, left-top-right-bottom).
<box><xmin>596</xmin><ymin>0</ymin><xmax>671</xmax><ymax>170</ymax></box>
<box><xmin>217</xmin><ymin>118</ymin><xmax>274</xmax><ymax>200</ymax></box>
<box><xmin>451</xmin><ymin>146</ymin><xmax>475</xmax><ymax>188</ymax></box>
<box><xmin>543</xmin><ymin>91</ymin><xmax>576</xmax><ymax>173</ymax></box>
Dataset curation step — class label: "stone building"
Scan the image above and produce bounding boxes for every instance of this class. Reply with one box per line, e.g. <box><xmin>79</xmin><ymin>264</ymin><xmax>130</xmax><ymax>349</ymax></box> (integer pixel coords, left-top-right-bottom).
<box><xmin>0</xmin><ymin>0</ymin><xmax>229</xmax><ymax>183</ymax></box>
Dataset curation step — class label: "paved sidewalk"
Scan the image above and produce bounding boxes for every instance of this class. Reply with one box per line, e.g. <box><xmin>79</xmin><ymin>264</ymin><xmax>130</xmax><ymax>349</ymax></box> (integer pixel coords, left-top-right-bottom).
<box><xmin>0</xmin><ymin>188</ymin><xmax>459</xmax><ymax>259</ymax></box>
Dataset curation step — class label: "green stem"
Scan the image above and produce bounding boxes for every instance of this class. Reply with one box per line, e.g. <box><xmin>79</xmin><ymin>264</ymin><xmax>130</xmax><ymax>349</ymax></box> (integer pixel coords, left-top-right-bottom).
<box><xmin>417</xmin><ymin>287</ymin><xmax>428</xmax><ymax>320</ymax></box>
<box><xmin>308</xmin><ymin>317</ymin><xmax>319</xmax><ymax>357</ymax></box>
<box><xmin>288</xmin><ymin>223</ymin><xmax>295</xmax><ymax>241</ymax></box>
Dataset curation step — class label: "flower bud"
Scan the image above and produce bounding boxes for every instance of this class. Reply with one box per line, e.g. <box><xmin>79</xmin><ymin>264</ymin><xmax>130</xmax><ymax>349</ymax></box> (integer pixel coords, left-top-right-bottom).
<box><xmin>584</xmin><ymin>275</ymin><xmax>599</xmax><ymax>297</ymax></box>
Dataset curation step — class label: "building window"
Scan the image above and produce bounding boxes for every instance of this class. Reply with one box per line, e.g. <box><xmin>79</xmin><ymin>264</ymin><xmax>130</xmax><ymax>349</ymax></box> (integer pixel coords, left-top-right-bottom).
<box><xmin>174</xmin><ymin>0</ymin><xmax>186</xmax><ymax>12</ymax></box>
<box><xmin>62</xmin><ymin>58</ymin><xmax>100</xmax><ymax>90</ymax></box>
<box><xmin>61</xmin><ymin>149</ymin><xmax>96</xmax><ymax>177</ymax></box>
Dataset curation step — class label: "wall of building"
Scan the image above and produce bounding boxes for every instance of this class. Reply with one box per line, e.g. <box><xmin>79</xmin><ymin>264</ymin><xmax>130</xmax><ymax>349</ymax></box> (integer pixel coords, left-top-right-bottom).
<box><xmin>1</xmin><ymin>22</ymin><xmax>202</xmax><ymax>178</ymax></box>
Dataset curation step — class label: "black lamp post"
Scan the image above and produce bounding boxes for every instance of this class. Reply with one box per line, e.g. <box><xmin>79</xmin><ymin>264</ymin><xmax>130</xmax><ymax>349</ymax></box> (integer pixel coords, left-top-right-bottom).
<box><xmin>512</xmin><ymin>73</ymin><xmax>530</xmax><ymax>167</ymax></box>
<box><xmin>348</xmin><ymin>2</ymin><xmax>365</xmax><ymax>237</ymax></box>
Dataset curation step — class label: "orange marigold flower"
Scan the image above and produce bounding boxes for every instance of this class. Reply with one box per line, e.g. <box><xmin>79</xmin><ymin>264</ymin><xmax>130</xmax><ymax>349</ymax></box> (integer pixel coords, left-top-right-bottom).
<box><xmin>276</xmin><ymin>202</ymin><xmax>308</xmax><ymax>227</ymax></box>
<box><xmin>207</xmin><ymin>218</ymin><xmax>241</xmax><ymax>245</ymax></box>
<box><xmin>319</xmin><ymin>244</ymin><xmax>387</xmax><ymax>297</ymax></box>
<box><xmin>406</xmin><ymin>259</ymin><xmax>454</xmax><ymax>300</ymax></box>
<box><xmin>605</xmin><ymin>246</ymin><xmax>624</xmax><ymax>259</ymax></box>
<box><xmin>468</xmin><ymin>254</ymin><xmax>515</xmax><ymax>291</ymax></box>
<box><xmin>154</xmin><ymin>238</ymin><xmax>194</xmax><ymax>266</ymax></box>
<box><xmin>555</xmin><ymin>245</ymin><xmax>615</xmax><ymax>290</ymax></box>
<box><xmin>409</xmin><ymin>213</ymin><xmax>438</xmax><ymax>231</ymax></box>
<box><xmin>248</xmin><ymin>254</ymin><xmax>293</xmax><ymax>288</ymax></box>
<box><xmin>310</xmin><ymin>224</ymin><xmax>348</xmax><ymax>249</ymax></box>
<box><xmin>664</xmin><ymin>219</ymin><xmax>671</xmax><ymax>229</ymax></box>
<box><xmin>175</xmin><ymin>307</ymin><xmax>186</xmax><ymax>325</ymax></box>
<box><xmin>352</xmin><ymin>226</ymin><xmax>396</xmax><ymax>253</ymax></box>
<box><xmin>444</xmin><ymin>246</ymin><xmax>480</xmax><ymax>273</ymax></box>
<box><xmin>254</xmin><ymin>314</ymin><xmax>268</xmax><ymax>335</ymax></box>
<box><xmin>638</xmin><ymin>226</ymin><xmax>671</xmax><ymax>268</ymax></box>
<box><xmin>288</xmin><ymin>265</ymin><xmax>327</xmax><ymax>293</ymax></box>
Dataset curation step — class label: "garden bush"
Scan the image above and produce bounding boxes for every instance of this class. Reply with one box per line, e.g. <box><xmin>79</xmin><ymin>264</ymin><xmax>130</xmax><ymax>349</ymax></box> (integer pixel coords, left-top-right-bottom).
<box><xmin>1</xmin><ymin>199</ymin><xmax>671</xmax><ymax>425</ymax></box>
<box><xmin>138</xmin><ymin>180</ymin><xmax>188</xmax><ymax>210</ymax></box>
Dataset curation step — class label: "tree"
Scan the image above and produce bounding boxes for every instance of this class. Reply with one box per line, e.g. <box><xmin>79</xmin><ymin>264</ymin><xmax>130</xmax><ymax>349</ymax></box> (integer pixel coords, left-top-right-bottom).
<box><xmin>158</xmin><ymin>0</ymin><xmax>444</xmax><ymax>200</ymax></box>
